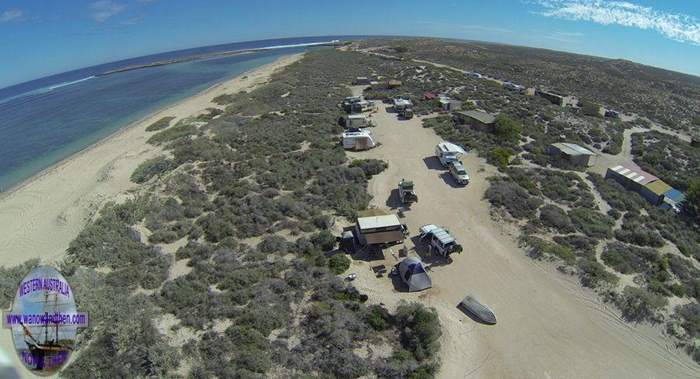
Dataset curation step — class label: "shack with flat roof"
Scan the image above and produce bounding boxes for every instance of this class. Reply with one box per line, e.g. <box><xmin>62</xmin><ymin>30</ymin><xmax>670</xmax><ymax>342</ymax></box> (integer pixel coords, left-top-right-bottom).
<box><xmin>546</xmin><ymin>142</ymin><xmax>596</xmax><ymax>167</ymax></box>
<box><xmin>453</xmin><ymin>110</ymin><xmax>496</xmax><ymax>131</ymax></box>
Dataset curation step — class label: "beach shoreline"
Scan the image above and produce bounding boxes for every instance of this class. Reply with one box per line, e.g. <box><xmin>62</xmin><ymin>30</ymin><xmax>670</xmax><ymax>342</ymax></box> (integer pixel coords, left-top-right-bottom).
<box><xmin>0</xmin><ymin>52</ymin><xmax>303</xmax><ymax>269</ymax></box>
<box><xmin>0</xmin><ymin>53</ymin><xmax>301</xmax><ymax>202</ymax></box>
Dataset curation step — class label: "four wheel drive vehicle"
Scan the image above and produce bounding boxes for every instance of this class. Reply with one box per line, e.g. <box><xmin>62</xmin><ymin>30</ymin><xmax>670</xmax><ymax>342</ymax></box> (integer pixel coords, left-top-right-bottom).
<box><xmin>435</xmin><ymin>141</ymin><xmax>466</xmax><ymax>166</ymax></box>
<box><xmin>448</xmin><ymin>160</ymin><xmax>469</xmax><ymax>185</ymax></box>
<box><xmin>418</xmin><ymin>224</ymin><xmax>463</xmax><ymax>256</ymax></box>
<box><xmin>398</xmin><ymin>178</ymin><xmax>418</xmax><ymax>204</ymax></box>
<box><xmin>399</xmin><ymin>107</ymin><xmax>414</xmax><ymax>119</ymax></box>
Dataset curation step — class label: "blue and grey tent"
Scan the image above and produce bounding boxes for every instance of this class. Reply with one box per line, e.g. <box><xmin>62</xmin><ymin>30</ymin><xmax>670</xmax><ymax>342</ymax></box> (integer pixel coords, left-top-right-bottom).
<box><xmin>398</xmin><ymin>257</ymin><xmax>432</xmax><ymax>292</ymax></box>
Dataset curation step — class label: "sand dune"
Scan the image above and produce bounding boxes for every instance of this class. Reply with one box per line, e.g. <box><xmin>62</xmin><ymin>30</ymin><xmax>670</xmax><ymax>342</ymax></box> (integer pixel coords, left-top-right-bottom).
<box><xmin>346</xmin><ymin>101</ymin><xmax>700</xmax><ymax>378</ymax></box>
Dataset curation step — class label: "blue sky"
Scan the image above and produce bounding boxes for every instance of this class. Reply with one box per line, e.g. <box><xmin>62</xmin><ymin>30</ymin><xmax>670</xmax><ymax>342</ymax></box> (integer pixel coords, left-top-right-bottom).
<box><xmin>0</xmin><ymin>0</ymin><xmax>699</xmax><ymax>88</ymax></box>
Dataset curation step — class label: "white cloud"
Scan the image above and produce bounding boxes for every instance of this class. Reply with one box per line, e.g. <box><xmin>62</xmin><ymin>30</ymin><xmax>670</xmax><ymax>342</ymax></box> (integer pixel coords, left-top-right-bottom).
<box><xmin>0</xmin><ymin>9</ymin><xmax>23</xmax><ymax>22</ymax></box>
<box><xmin>90</xmin><ymin>1</ymin><xmax>125</xmax><ymax>23</ymax></box>
<box><xmin>530</xmin><ymin>0</ymin><xmax>700</xmax><ymax>45</ymax></box>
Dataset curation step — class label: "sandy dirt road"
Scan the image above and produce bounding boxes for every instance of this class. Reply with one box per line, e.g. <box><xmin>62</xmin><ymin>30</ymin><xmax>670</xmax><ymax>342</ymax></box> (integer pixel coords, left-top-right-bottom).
<box><xmin>346</xmin><ymin>102</ymin><xmax>699</xmax><ymax>378</ymax></box>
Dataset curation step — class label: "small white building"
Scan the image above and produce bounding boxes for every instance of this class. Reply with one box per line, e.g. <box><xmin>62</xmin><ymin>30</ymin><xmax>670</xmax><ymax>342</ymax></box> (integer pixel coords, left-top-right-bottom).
<box><xmin>342</xmin><ymin>130</ymin><xmax>376</xmax><ymax>150</ymax></box>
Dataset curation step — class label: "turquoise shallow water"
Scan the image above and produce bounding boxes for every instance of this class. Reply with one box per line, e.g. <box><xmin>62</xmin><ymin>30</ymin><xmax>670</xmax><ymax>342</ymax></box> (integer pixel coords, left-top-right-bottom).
<box><xmin>0</xmin><ymin>37</ymin><xmax>347</xmax><ymax>191</ymax></box>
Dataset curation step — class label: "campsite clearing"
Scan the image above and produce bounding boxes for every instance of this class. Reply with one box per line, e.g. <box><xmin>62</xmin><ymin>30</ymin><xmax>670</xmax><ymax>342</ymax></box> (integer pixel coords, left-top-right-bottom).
<box><xmin>346</xmin><ymin>102</ymin><xmax>699</xmax><ymax>378</ymax></box>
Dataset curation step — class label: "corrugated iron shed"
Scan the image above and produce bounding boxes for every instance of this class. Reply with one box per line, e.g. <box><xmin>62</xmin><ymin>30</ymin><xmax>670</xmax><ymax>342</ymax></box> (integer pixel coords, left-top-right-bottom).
<box><xmin>551</xmin><ymin>142</ymin><xmax>595</xmax><ymax>156</ymax></box>
<box><xmin>456</xmin><ymin>110</ymin><xmax>496</xmax><ymax>125</ymax></box>
<box><xmin>608</xmin><ymin>164</ymin><xmax>658</xmax><ymax>185</ymax></box>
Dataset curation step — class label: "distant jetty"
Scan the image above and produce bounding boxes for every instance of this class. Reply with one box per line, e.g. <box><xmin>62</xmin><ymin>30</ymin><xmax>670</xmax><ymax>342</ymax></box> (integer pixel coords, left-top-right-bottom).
<box><xmin>97</xmin><ymin>40</ymin><xmax>341</xmax><ymax>77</ymax></box>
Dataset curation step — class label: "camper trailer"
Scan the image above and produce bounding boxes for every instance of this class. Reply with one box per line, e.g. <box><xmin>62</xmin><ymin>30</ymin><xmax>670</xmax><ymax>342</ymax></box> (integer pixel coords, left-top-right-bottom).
<box><xmin>355</xmin><ymin>214</ymin><xmax>408</xmax><ymax>247</ymax></box>
<box><xmin>342</xmin><ymin>130</ymin><xmax>376</xmax><ymax>150</ymax></box>
<box><xmin>435</xmin><ymin>142</ymin><xmax>466</xmax><ymax>166</ymax></box>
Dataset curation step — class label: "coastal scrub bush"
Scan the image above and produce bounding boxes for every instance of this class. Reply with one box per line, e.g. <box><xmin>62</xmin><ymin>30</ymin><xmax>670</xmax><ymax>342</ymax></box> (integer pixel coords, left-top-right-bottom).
<box><xmin>553</xmin><ymin>235</ymin><xmax>597</xmax><ymax>259</ymax></box>
<box><xmin>395</xmin><ymin>302</ymin><xmax>442</xmax><ymax>362</ymax></box>
<box><xmin>618</xmin><ymin>286</ymin><xmax>668</xmax><ymax>323</ymax></box>
<box><xmin>365</xmin><ymin>305</ymin><xmax>392</xmax><ymax>331</ymax></box>
<box><xmin>485</xmin><ymin>178</ymin><xmax>543</xmax><ymax>219</ymax></box>
<box><xmin>147</xmin><ymin>119</ymin><xmax>198</xmax><ymax>145</ymax></box>
<box><xmin>578</xmin><ymin>259</ymin><xmax>618</xmax><ymax>288</ymax></box>
<box><xmin>487</xmin><ymin>147</ymin><xmax>511</xmax><ymax>169</ymax></box>
<box><xmin>145</xmin><ymin>116</ymin><xmax>176</xmax><ymax>132</ymax></box>
<box><xmin>493</xmin><ymin>114</ymin><xmax>521</xmax><ymax>142</ymax></box>
<box><xmin>539</xmin><ymin>204</ymin><xmax>574</xmax><ymax>234</ymax></box>
<box><xmin>521</xmin><ymin>236</ymin><xmax>575</xmax><ymax>265</ymax></box>
<box><xmin>600</xmin><ymin>242</ymin><xmax>660</xmax><ymax>274</ymax></box>
<box><xmin>348</xmin><ymin>159</ymin><xmax>388</xmax><ymax>179</ymax></box>
<box><xmin>328</xmin><ymin>253</ymin><xmax>351</xmax><ymax>274</ymax></box>
<box><xmin>587</xmin><ymin>173</ymin><xmax>647</xmax><ymax>212</ymax></box>
<box><xmin>614</xmin><ymin>215</ymin><xmax>664</xmax><ymax>247</ymax></box>
<box><xmin>569</xmin><ymin>207</ymin><xmax>614</xmax><ymax>238</ymax></box>
<box><xmin>130</xmin><ymin>155</ymin><xmax>174</xmax><ymax>183</ymax></box>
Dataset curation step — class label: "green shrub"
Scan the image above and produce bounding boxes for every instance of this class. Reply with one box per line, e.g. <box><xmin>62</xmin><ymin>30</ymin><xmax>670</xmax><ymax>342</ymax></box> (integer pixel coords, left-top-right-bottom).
<box><xmin>617</xmin><ymin>286</ymin><xmax>668</xmax><ymax>323</ymax></box>
<box><xmin>328</xmin><ymin>253</ymin><xmax>351</xmax><ymax>274</ymax></box>
<box><xmin>366</xmin><ymin>305</ymin><xmax>392</xmax><ymax>331</ymax></box>
<box><xmin>578</xmin><ymin>259</ymin><xmax>618</xmax><ymax>288</ymax></box>
<box><xmin>521</xmin><ymin>236</ymin><xmax>576</xmax><ymax>265</ymax></box>
<box><xmin>539</xmin><ymin>204</ymin><xmax>574</xmax><ymax>233</ymax></box>
<box><xmin>130</xmin><ymin>156</ymin><xmax>174</xmax><ymax>183</ymax></box>
<box><xmin>569</xmin><ymin>207</ymin><xmax>614</xmax><ymax>238</ymax></box>
<box><xmin>487</xmin><ymin>147</ymin><xmax>511</xmax><ymax>169</ymax></box>
<box><xmin>395</xmin><ymin>302</ymin><xmax>442</xmax><ymax>362</ymax></box>
<box><xmin>349</xmin><ymin>159</ymin><xmax>388</xmax><ymax>179</ymax></box>
<box><xmin>145</xmin><ymin>116</ymin><xmax>176</xmax><ymax>132</ymax></box>
<box><xmin>147</xmin><ymin>120</ymin><xmax>198</xmax><ymax>145</ymax></box>
<box><xmin>485</xmin><ymin>178</ymin><xmax>543</xmax><ymax>219</ymax></box>
<box><xmin>494</xmin><ymin>114</ymin><xmax>521</xmax><ymax>142</ymax></box>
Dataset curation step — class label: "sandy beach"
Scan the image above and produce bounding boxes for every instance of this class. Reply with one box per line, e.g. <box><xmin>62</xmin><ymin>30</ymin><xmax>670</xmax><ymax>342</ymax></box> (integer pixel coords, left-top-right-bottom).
<box><xmin>344</xmin><ymin>87</ymin><xmax>700</xmax><ymax>378</ymax></box>
<box><xmin>0</xmin><ymin>53</ymin><xmax>302</xmax><ymax>377</ymax></box>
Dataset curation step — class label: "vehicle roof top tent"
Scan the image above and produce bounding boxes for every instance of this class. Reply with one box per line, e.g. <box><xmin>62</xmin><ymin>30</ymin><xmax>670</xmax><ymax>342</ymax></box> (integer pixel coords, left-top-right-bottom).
<box><xmin>420</xmin><ymin>224</ymin><xmax>456</xmax><ymax>246</ymax></box>
<box><xmin>398</xmin><ymin>256</ymin><xmax>432</xmax><ymax>292</ymax></box>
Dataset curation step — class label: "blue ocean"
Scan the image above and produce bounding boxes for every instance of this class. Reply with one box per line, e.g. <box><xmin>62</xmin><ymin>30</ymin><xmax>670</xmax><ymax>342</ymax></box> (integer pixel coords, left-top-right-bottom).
<box><xmin>0</xmin><ymin>36</ymin><xmax>351</xmax><ymax>191</ymax></box>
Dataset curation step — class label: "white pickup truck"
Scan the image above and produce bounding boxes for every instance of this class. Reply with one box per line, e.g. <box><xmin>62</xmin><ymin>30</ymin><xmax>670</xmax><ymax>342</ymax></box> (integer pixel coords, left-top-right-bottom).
<box><xmin>448</xmin><ymin>160</ymin><xmax>470</xmax><ymax>185</ymax></box>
